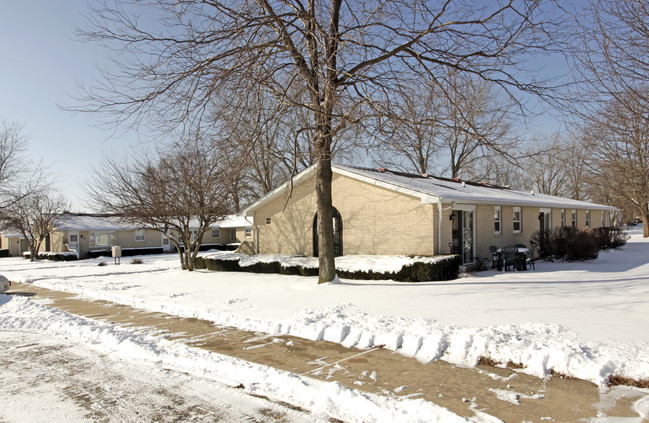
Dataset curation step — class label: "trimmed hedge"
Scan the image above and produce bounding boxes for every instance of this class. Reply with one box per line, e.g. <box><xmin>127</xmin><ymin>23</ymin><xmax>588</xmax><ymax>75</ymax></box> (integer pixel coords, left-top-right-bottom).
<box><xmin>176</xmin><ymin>243</ymin><xmax>238</xmax><ymax>253</ymax></box>
<box><xmin>194</xmin><ymin>254</ymin><xmax>460</xmax><ymax>282</ymax></box>
<box><xmin>31</xmin><ymin>252</ymin><xmax>79</xmax><ymax>261</ymax></box>
<box><xmin>0</xmin><ymin>249</ymin><xmax>8</xmax><ymax>258</ymax></box>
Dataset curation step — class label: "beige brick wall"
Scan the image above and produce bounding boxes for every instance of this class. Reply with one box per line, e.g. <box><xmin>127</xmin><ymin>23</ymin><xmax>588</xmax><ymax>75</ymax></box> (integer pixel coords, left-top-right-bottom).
<box><xmin>115</xmin><ymin>229</ymin><xmax>161</xmax><ymax>249</ymax></box>
<box><xmin>254</xmin><ymin>173</ymin><xmax>437</xmax><ymax>256</ymax></box>
<box><xmin>252</xmin><ymin>171</ymin><xmax>614</xmax><ymax>259</ymax></box>
<box><xmin>552</xmin><ymin>208</ymin><xmax>564</xmax><ymax>228</ymax></box>
<box><xmin>439</xmin><ymin>204</ymin><xmax>453</xmax><ymax>255</ymax></box>
<box><xmin>254</xmin><ymin>173</ymin><xmax>318</xmax><ymax>255</ymax></box>
<box><xmin>475</xmin><ymin>205</ymin><xmax>498</xmax><ymax>258</ymax></box>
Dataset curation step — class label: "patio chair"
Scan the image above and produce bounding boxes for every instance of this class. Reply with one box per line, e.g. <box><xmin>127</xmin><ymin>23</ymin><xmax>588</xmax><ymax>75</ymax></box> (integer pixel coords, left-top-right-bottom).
<box><xmin>525</xmin><ymin>243</ymin><xmax>537</xmax><ymax>270</ymax></box>
<box><xmin>501</xmin><ymin>247</ymin><xmax>519</xmax><ymax>271</ymax></box>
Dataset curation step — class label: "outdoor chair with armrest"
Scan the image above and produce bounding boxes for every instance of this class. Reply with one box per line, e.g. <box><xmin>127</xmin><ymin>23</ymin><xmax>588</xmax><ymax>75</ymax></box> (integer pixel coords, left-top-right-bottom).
<box><xmin>501</xmin><ymin>246</ymin><xmax>520</xmax><ymax>271</ymax></box>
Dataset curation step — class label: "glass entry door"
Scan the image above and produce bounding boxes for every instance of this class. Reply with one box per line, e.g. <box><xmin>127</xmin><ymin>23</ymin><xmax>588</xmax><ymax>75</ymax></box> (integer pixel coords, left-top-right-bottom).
<box><xmin>452</xmin><ymin>210</ymin><xmax>474</xmax><ymax>264</ymax></box>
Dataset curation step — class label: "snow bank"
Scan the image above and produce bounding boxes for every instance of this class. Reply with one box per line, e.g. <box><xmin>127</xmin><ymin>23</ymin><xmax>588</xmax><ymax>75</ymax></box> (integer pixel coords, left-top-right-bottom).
<box><xmin>203</xmin><ymin>251</ymin><xmax>449</xmax><ymax>273</ymax></box>
<box><xmin>0</xmin><ymin>295</ymin><xmax>470</xmax><ymax>423</ymax></box>
<box><xmin>2</xmin><ymin>228</ymin><xmax>649</xmax><ymax>387</ymax></box>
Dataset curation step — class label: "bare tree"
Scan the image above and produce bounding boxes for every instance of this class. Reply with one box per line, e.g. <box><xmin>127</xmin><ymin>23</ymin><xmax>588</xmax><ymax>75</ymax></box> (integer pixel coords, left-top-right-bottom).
<box><xmin>518</xmin><ymin>136</ymin><xmax>569</xmax><ymax>196</ymax></box>
<box><xmin>441</xmin><ymin>72</ymin><xmax>518</xmax><ymax>179</ymax></box>
<box><xmin>562</xmin><ymin>135</ymin><xmax>589</xmax><ymax>200</ymax></box>
<box><xmin>570</xmin><ymin>0</ymin><xmax>649</xmax><ymax>233</ymax></box>
<box><xmin>373</xmin><ymin>72</ymin><xmax>518</xmax><ymax>178</ymax></box>
<box><xmin>76</xmin><ymin>0</ymin><xmax>565</xmax><ymax>283</ymax></box>
<box><xmin>0</xmin><ymin>121</ymin><xmax>29</xmax><ymax>208</ymax></box>
<box><xmin>0</xmin><ymin>187</ymin><xmax>68</xmax><ymax>261</ymax></box>
<box><xmin>371</xmin><ymin>81</ymin><xmax>444</xmax><ymax>174</ymax></box>
<box><xmin>575</xmin><ymin>0</ymin><xmax>649</xmax><ymax>112</ymax></box>
<box><xmin>88</xmin><ymin>140</ymin><xmax>233</xmax><ymax>270</ymax></box>
<box><xmin>582</xmin><ymin>92</ymin><xmax>649</xmax><ymax>236</ymax></box>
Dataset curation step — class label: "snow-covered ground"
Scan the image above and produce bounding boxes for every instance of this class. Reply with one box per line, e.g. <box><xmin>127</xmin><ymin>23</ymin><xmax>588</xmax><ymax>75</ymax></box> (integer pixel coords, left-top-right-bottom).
<box><xmin>1</xmin><ymin>227</ymin><xmax>649</xmax><ymax>421</ymax></box>
<box><xmin>0</xmin><ymin>329</ymin><xmax>319</xmax><ymax>423</ymax></box>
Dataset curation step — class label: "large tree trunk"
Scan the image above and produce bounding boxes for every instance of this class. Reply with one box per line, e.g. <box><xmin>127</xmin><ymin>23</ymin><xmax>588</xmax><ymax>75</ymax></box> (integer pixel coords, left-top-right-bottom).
<box><xmin>316</xmin><ymin>154</ymin><xmax>336</xmax><ymax>284</ymax></box>
<box><xmin>641</xmin><ymin>203</ymin><xmax>649</xmax><ymax>238</ymax></box>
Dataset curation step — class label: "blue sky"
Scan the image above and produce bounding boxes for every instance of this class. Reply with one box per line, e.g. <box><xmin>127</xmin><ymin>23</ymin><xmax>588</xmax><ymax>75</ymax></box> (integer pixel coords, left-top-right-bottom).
<box><xmin>0</xmin><ymin>0</ymin><xmax>572</xmax><ymax>211</ymax></box>
<box><xmin>0</xmin><ymin>0</ymin><xmax>150</xmax><ymax>211</ymax></box>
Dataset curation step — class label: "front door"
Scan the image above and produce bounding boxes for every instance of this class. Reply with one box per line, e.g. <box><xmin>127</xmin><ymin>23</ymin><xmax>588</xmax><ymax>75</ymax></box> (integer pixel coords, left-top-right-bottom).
<box><xmin>162</xmin><ymin>233</ymin><xmax>172</xmax><ymax>252</ymax></box>
<box><xmin>451</xmin><ymin>210</ymin><xmax>474</xmax><ymax>264</ymax></box>
<box><xmin>68</xmin><ymin>232</ymin><xmax>79</xmax><ymax>252</ymax></box>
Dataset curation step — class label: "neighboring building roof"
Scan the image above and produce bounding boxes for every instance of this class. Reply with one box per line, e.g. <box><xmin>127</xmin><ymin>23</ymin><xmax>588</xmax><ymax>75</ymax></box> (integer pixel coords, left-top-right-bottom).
<box><xmin>215</xmin><ymin>215</ymin><xmax>252</xmax><ymax>228</ymax></box>
<box><xmin>244</xmin><ymin>164</ymin><xmax>616</xmax><ymax>214</ymax></box>
<box><xmin>58</xmin><ymin>214</ymin><xmax>252</xmax><ymax>231</ymax></box>
<box><xmin>56</xmin><ymin>214</ymin><xmax>137</xmax><ymax>231</ymax></box>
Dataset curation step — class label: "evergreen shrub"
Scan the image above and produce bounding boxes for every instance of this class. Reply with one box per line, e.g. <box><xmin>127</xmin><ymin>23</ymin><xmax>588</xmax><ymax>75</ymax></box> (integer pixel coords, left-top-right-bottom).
<box><xmin>194</xmin><ymin>254</ymin><xmax>459</xmax><ymax>282</ymax></box>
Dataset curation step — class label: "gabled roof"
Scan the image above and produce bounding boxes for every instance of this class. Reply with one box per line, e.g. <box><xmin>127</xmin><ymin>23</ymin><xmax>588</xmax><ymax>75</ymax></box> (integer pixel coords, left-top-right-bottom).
<box><xmin>243</xmin><ymin>164</ymin><xmax>616</xmax><ymax>214</ymax></box>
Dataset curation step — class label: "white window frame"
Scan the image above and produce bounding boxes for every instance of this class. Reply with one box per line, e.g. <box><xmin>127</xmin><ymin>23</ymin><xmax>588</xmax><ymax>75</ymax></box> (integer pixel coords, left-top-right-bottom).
<box><xmin>561</xmin><ymin>209</ymin><xmax>565</xmax><ymax>227</ymax></box>
<box><xmin>601</xmin><ymin>211</ymin><xmax>605</xmax><ymax>227</ymax></box>
<box><xmin>540</xmin><ymin>208</ymin><xmax>551</xmax><ymax>232</ymax></box>
<box><xmin>494</xmin><ymin>206</ymin><xmax>501</xmax><ymax>234</ymax></box>
<box><xmin>134</xmin><ymin>229</ymin><xmax>146</xmax><ymax>242</ymax></box>
<box><xmin>585</xmin><ymin>210</ymin><xmax>590</xmax><ymax>227</ymax></box>
<box><xmin>230</xmin><ymin>228</ymin><xmax>237</xmax><ymax>242</ymax></box>
<box><xmin>245</xmin><ymin>227</ymin><xmax>252</xmax><ymax>239</ymax></box>
<box><xmin>212</xmin><ymin>229</ymin><xmax>220</xmax><ymax>239</ymax></box>
<box><xmin>513</xmin><ymin>207</ymin><xmax>522</xmax><ymax>233</ymax></box>
<box><xmin>90</xmin><ymin>231</ymin><xmax>115</xmax><ymax>248</ymax></box>
<box><xmin>571</xmin><ymin>210</ymin><xmax>577</xmax><ymax>227</ymax></box>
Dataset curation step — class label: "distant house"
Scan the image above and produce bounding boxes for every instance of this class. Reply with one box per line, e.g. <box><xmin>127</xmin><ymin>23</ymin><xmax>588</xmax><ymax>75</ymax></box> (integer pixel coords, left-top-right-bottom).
<box><xmin>49</xmin><ymin>214</ymin><xmax>164</xmax><ymax>258</ymax></box>
<box><xmin>52</xmin><ymin>214</ymin><xmax>254</xmax><ymax>258</ymax></box>
<box><xmin>0</xmin><ymin>213</ymin><xmax>254</xmax><ymax>259</ymax></box>
<box><xmin>242</xmin><ymin>164</ymin><xmax>616</xmax><ymax>266</ymax></box>
<box><xmin>0</xmin><ymin>231</ymin><xmax>29</xmax><ymax>257</ymax></box>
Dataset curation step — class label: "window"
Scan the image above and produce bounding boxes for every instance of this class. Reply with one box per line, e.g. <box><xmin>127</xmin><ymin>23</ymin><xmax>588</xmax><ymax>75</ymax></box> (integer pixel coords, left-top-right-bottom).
<box><xmin>230</xmin><ymin>228</ymin><xmax>237</xmax><ymax>241</ymax></box>
<box><xmin>191</xmin><ymin>230</ymin><xmax>198</xmax><ymax>242</ymax></box>
<box><xmin>601</xmin><ymin>211</ymin><xmax>605</xmax><ymax>227</ymax></box>
<box><xmin>494</xmin><ymin>206</ymin><xmax>501</xmax><ymax>234</ymax></box>
<box><xmin>571</xmin><ymin>210</ymin><xmax>577</xmax><ymax>227</ymax></box>
<box><xmin>513</xmin><ymin>207</ymin><xmax>522</xmax><ymax>233</ymax></box>
<box><xmin>561</xmin><ymin>209</ymin><xmax>565</xmax><ymax>227</ymax></box>
<box><xmin>245</xmin><ymin>227</ymin><xmax>252</xmax><ymax>238</ymax></box>
<box><xmin>585</xmin><ymin>210</ymin><xmax>590</xmax><ymax>227</ymax></box>
<box><xmin>266</xmin><ymin>217</ymin><xmax>271</xmax><ymax>225</ymax></box>
<box><xmin>134</xmin><ymin>229</ymin><xmax>145</xmax><ymax>242</ymax></box>
<box><xmin>90</xmin><ymin>232</ymin><xmax>115</xmax><ymax>247</ymax></box>
<box><xmin>212</xmin><ymin>229</ymin><xmax>220</xmax><ymax>239</ymax></box>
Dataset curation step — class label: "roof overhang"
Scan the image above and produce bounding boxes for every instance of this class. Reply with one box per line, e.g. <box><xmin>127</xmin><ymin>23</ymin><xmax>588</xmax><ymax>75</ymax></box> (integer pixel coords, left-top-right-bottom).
<box><xmin>241</xmin><ymin>164</ymin><xmax>441</xmax><ymax>217</ymax></box>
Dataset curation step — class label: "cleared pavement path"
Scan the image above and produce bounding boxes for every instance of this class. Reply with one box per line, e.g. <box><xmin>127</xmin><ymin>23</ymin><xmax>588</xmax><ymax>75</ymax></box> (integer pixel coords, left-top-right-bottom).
<box><xmin>9</xmin><ymin>282</ymin><xmax>646</xmax><ymax>422</ymax></box>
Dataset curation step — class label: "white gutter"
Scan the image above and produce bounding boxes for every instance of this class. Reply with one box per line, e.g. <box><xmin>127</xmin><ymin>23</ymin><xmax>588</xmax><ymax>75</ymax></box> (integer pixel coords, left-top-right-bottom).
<box><xmin>244</xmin><ymin>215</ymin><xmax>259</xmax><ymax>254</ymax></box>
<box><xmin>436</xmin><ymin>200</ymin><xmax>443</xmax><ymax>255</ymax></box>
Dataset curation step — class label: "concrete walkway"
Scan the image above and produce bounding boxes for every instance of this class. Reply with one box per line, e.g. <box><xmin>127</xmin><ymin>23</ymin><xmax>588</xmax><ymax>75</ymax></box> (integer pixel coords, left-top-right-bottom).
<box><xmin>9</xmin><ymin>282</ymin><xmax>646</xmax><ymax>422</ymax></box>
